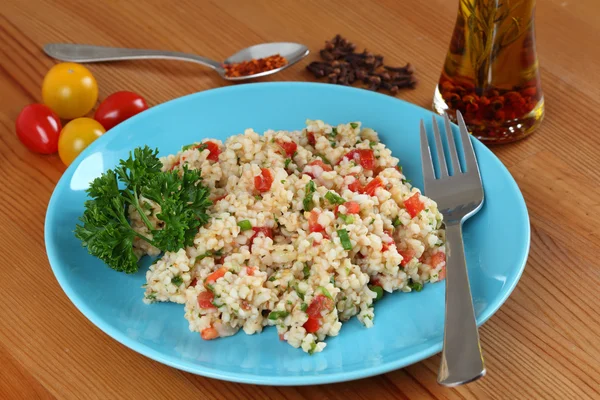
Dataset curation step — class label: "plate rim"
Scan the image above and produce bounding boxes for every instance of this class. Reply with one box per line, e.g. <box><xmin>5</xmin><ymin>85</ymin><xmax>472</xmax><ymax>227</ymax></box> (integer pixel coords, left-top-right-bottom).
<box><xmin>44</xmin><ymin>82</ymin><xmax>530</xmax><ymax>385</ymax></box>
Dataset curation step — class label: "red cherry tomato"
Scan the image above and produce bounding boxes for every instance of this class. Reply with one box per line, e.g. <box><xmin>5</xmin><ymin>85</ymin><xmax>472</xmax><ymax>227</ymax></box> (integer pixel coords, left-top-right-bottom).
<box><xmin>15</xmin><ymin>104</ymin><xmax>62</xmax><ymax>154</ymax></box>
<box><xmin>94</xmin><ymin>91</ymin><xmax>148</xmax><ymax>131</ymax></box>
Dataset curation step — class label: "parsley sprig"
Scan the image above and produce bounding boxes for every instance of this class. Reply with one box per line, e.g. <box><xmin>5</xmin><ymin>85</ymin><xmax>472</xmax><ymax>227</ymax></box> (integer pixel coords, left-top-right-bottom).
<box><xmin>74</xmin><ymin>146</ymin><xmax>212</xmax><ymax>274</ymax></box>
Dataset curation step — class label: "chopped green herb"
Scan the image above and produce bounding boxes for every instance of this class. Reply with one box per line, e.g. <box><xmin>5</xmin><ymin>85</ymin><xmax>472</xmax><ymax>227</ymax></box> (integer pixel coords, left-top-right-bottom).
<box><xmin>287</xmin><ymin>300</ymin><xmax>293</xmax><ymax>305</ymax></box>
<box><xmin>318</xmin><ymin>286</ymin><xmax>333</xmax><ymax>300</ymax></box>
<box><xmin>339</xmin><ymin>214</ymin><xmax>354</xmax><ymax>224</ymax></box>
<box><xmin>402</xmin><ymin>178</ymin><xmax>412</xmax><ymax>184</ymax></box>
<box><xmin>330</xmin><ymin>276</ymin><xmax>335</xmax><ymax>285</ymax></box>
<box><xmin>195</xmin><ymin>249</ymin><xmax>223</xmax><ymax>262</ymax></box>
<box><xmin>254</xmin><ymin>195</ymin><xmax>262</xmax><ymax>200</ymax></box>
<box><xmin>330</xmin><ymin>127</ymin><xmax>338</xmax><ymax>137</ymax></box>
<box><xmin>268</xmin><ymin>275</ymin><xmax>277</xmax><ymax>282</ymax></box>
<box><xmin>281</xmin><ymin>180</ymin><xmax>286</xmax><ymax>184</ymax></box>
<box><xmin>237</xmin><ymin>220</ymin><xmax>252</xmax><ymax>231</ymax></box>
<box><xmin>206</xmin><ymin>284</ymin><xmax>215</xmax><ymax>293</ymax></box>
<box><xmin>330</xmin><ymin>140</ymin><xmax>337</xmax><ymax>148</ymax></box>
<box><xmin>303</xmin><ymin>180</ymin><xmax>316</xmax><ymax>211</ymax></box>
<box><xmin>268</xmin><ymin>310</ymin><xmax>289</xmax><ymax>320</ymax></box>
<box><xmin>424</xmin><ymin>208</ymin><xmax>429</xmax><ymax>212</ymax></box>
<box><xmin>292</xmin><ymin>282</ymin><xmax>306</xmax><ymax>300</ymax></box>
<box><xmin>196</xmin><ymin>143</ymin><xmax>208</xmax><ymax>152</ymax></box>
<box><xmin>181</xmin><ymin>143</ymin><xmax>197</xmax><ymax>151</ymax></box>
<box><xmin>368</xmin><ymin>284</ymin><xmax>384</xmax><ymax>301</ymax></box>
<box><xmin>408</xmin><ymin>279</ymin><xmax>424</xmax><ymax>292</ymax></box>
<box><xmin>369</xmin><ymin>141</ymin><xmax>377</xmax><ymax>148</ymax></box>
<box><xmin>301</xmin><ymin>303</ymin><xmax>308</xmax><ymax>312</ymax></box>
<box><xmin>303</xmin><ymin>263</ymin><xmax>311</xmax><ymax>279</ymax></box>
<box><xmin>392</xmin><ymin>217</ymin><xmax>403</xmax><ymax>227</ymax></box>
<box><xmin>293</xmin><ymin>151</ymin><xmax>298</xmax><ymax>157</ymax></box>
<box><xmin>375</xmin><ymin>155</ymin><xmax>380</xmax><ymax>159</ymax></box>
<box><xmin>141</xmin><ymin>283</ymin><xmax>147</xmax><ymax>288</ymax></box>
<box><xmin>145</xmin><ymin>293</ymin><xmax>157</xmax><ymax>301</ymax></box>
<box><xmin>284</xmin><ymin>158</ymin><xmax>292</xmax><ymax>168</ymax></box>
<box><xmin>325</xmin><ymin>191</ymin><xmax>345</xmax><ymax>205</ymax></box>
<box><xmin>350</xmin><ymin>122</ymin><xmax>359</xmax><ymax>129</ymax></box>
<box><xmin>308</xmin><ymin>342</ymin><xmax>318</xmax><ymax>355</ymax></box>
<box><xmin>171</xmin><ymin>275</ymin><xmax>184</xmax><ymax>287</ymax></box>
<box><xmin>337</xmin><ymin>229</ymin><xmax>353</xmax><ymax>250</ymax></box>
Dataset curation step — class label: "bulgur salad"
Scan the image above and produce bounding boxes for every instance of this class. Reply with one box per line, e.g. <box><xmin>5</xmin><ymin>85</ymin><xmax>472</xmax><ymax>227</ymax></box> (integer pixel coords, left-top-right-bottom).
<box><xmin>76</xmin><ymin>120</ymin><xmax>446</xmax><ymax>354</ymax></box>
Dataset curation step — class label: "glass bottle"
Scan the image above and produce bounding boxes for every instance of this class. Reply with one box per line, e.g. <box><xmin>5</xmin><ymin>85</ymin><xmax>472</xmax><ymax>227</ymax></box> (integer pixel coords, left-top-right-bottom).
<box><xmin>433</xmin><ymin>0</ymin><xmax>544</xmax><ymax>144</ymax></box>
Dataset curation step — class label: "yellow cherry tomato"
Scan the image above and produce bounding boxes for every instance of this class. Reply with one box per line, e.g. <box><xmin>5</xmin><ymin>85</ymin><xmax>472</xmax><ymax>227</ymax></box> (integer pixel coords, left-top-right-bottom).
<box><xmin>42</xmin><ymin>63</ymin><xmax>99</xmax><ymax>119</ymax></box>
<box><xmin>58</xmin><ymin>118</ymin><xmax>105</xmax><ymax>166</ymax></box>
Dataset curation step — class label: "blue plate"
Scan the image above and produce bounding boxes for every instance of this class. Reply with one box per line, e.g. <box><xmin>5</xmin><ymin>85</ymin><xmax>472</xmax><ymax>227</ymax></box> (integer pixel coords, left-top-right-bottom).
<box><xmin>45</xmin><ymin>82</ymin><xmax>529</xmax><ymax>385</ymax></box>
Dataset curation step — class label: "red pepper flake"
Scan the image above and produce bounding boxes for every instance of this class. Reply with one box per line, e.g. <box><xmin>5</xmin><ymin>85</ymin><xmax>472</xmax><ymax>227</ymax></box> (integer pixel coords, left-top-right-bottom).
<box><xmin>224</xmin><ymin>54</ymin><xmax>288</xmax><ymax>78</ymax></box>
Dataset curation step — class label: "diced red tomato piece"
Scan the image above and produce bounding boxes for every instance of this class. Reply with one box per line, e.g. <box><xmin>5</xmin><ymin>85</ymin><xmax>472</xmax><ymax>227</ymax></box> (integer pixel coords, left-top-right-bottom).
<box><xmin>241</xmin><ymin>300</ymin><xmax>251</xmax><ymax>311</ymax></box>
<box><xmin>363</xmin><ymin>177</ymin><xmax>384</xmax><ymax>196</ymax></box>
<box><xmin>303</xmin><ymin>316</ymin><xmax>320</xmax><ymax>333</ymax></box>
<box><xmin>308</xmin><ymin>210</ymin><xmax>325</xmax><ymax>233</ymax></box>
<box><xmin>202</xmin><ymin>141</ymin><xmax>221</xmax><ymax>162</ymax></box>
<box><xmin>213</xmin><ymin>194</ymin><xmax>226</xmax><ymax>202</ymax></box>
<box><xmin>307</xmin><ymin>131</ymin><xmax>316</xmax><ymax>146</ymax></box>
<box><xmin>308</xmin><ymin>159</ymin><xmax>333</xmax><ymax>172</ymax></box>
<box><xmin>197</xmin><ymin>291</ymin><xmax>216</xmax><ymax>309</ymax></box>
<box><xmin>190</xmin><ymin>278</ymin><xmax>198</xmax><ymax>287</ymax></box>
<box><xmin>348</xmin><ymin>180</ymin><xmax>363</xmax><ymax>192</ymax></box>
<box><xmin>214</xmin><ymin>257</ymin><xmax>225</xmax><ymax>265</ymax></box>
<box><xmin>370</xmin><ymin>277</ymin><xmax>383</xmax><ymax>287</ymax></box>
<box><xmin>404</xmin><ymin>193</ymin><xmax>425</xmax><ymax>218</ymax></box>
<box><xmin>431</xmin><ymin>252</ymin><xmax>446</xmax><ymax>267</ymax></box>
<box><xmin>340</xmin><ymin>149</ymin><xmax>376</xmax><ymax>170</ymax></box>
<box><xmin>279</xmin><ymin>333</ymin><xmax>286</xmax><ymax>341</ymax></box>
<box><xmin>334</xmin><ymin>205</ymin><xmax>340</xmax><ymax>216</ymax></box>
<box><xmin>306</xmin><ymin>295</ymin><xmax>334</xmax><ymax>318</ymax></box>
<box><xmin>382</xmin><ymin>243</ymin><xmax>389</xmax><ymax>252</ymax></box>
<box><xmin>344</xmin><ymin>201</ymin><xmax>360</xmax><ymax>214</ymax></box>
<box><xmin>249</xmin><ymin>227</ymin><xmax>274</xmax><ymax>249</ymax></box>
<box><xmin>254</xmin><ymin>168</ymin><xmax>274</xmax><ymax>192</ymax></box>
<box><xmin>205</xmin><ymin>267</ymin><xmax>227</xmax><ymax>284</ymax></box>
<box><xmin>276</xmin><ymin>138</ymin><xmax>297</xmax><ymax>157</ymax></box>
<box><xmin>399</xmin><ymin>249</ymin><xmax>416</xmax><ymax>266</ymax></box>
<box><xmin>245</xmin><ymin>266</ymin><xmax>255</xmax><ymax>276</ymax></box>
<box><xmin>201</xmin><ymin>327</ymin><xmax>219</xmax><ymax>340</ymax></box>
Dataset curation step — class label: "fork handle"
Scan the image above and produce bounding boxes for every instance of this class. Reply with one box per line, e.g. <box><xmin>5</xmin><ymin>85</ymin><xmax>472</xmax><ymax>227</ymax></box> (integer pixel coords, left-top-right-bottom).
<box><xmin>438</xmin><ymin>222</ymin><xmax>486</xmax><ymax>386</ymax></box>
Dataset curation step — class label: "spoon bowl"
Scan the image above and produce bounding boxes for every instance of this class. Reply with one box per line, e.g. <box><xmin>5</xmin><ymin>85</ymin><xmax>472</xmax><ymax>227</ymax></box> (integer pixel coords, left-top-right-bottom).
<box><xmin>222</xmin><ymin>42</ymin><xmax>309</xmax><ymax>81</ymax></box>
<box><xmin>43</xmin><ymin>42</ymin><xmax>309</xmax><ymax>81</ymax></box>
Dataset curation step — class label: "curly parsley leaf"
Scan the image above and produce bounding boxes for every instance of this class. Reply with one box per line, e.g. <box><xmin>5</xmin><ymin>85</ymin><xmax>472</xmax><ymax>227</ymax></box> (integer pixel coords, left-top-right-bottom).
<box><xmin>75</xmin><ymin>146</ymin><xmax>211</xmax><ymax>274</ymax></box>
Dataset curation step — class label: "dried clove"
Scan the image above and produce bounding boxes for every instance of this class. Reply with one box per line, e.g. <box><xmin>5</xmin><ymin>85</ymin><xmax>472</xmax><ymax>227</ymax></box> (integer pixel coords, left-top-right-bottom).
<box><xmin>306</xmin><ymin>35</ymin><xmax>416</xmax><ymax>95</ymax></box>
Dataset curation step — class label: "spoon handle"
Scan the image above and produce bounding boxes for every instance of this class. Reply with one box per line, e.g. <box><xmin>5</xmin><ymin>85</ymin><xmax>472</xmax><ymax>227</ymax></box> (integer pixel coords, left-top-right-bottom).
<box><xmin>43</xmin><ymin>43</ymin><xmax>222</xmax><ymax>71</ymax></box>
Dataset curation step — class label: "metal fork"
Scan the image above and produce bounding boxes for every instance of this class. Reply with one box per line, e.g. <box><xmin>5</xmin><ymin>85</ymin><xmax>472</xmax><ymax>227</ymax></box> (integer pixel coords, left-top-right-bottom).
<box><xmin>420</xmin><ymin>111</ymin><xmax>486</xmax><ymax>386</ymax></box>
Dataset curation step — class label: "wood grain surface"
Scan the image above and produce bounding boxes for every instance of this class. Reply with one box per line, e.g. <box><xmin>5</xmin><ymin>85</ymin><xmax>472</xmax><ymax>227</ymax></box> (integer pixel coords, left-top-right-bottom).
<box><xmin>1</xmin><ymin>0</ymin><xmax>599</xmax><ymax>399</ymax></box>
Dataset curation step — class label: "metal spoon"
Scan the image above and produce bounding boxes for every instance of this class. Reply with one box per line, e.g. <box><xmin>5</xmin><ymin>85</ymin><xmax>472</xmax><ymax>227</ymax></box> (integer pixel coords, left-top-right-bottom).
<box><xmin>43</xmin><ymin>42</ymin><xmax>309</xmax><ymax>81</ymax></box>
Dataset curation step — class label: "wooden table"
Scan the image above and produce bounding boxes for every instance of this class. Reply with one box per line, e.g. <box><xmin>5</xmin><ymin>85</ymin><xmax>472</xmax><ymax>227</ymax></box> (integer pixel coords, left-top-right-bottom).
<box><xmin>1</xmin><ymin>1</ymin><xmax>599</xmax><ymax>398</ymax></box>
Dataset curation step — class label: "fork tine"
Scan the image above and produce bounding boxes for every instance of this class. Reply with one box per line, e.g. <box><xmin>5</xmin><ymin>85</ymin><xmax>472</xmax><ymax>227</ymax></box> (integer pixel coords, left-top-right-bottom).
<box><xmin>456</xmin><ymin>111</ymin><xmax>480</xmax><ymax>176</ymax></box>
<box><xmin>432</xmin><ymin>116</ymin><xmax>449</xmax><ymax>178</ymax></box>
<box><xmin>420</xmin><ymin>120</ymin><xmax>435</xmax><ymax>184</ymax></box>
<box><xmin>443</xmin><ymin>113</ymin><xmax>461</xmax><ymax>174</ymax></box>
